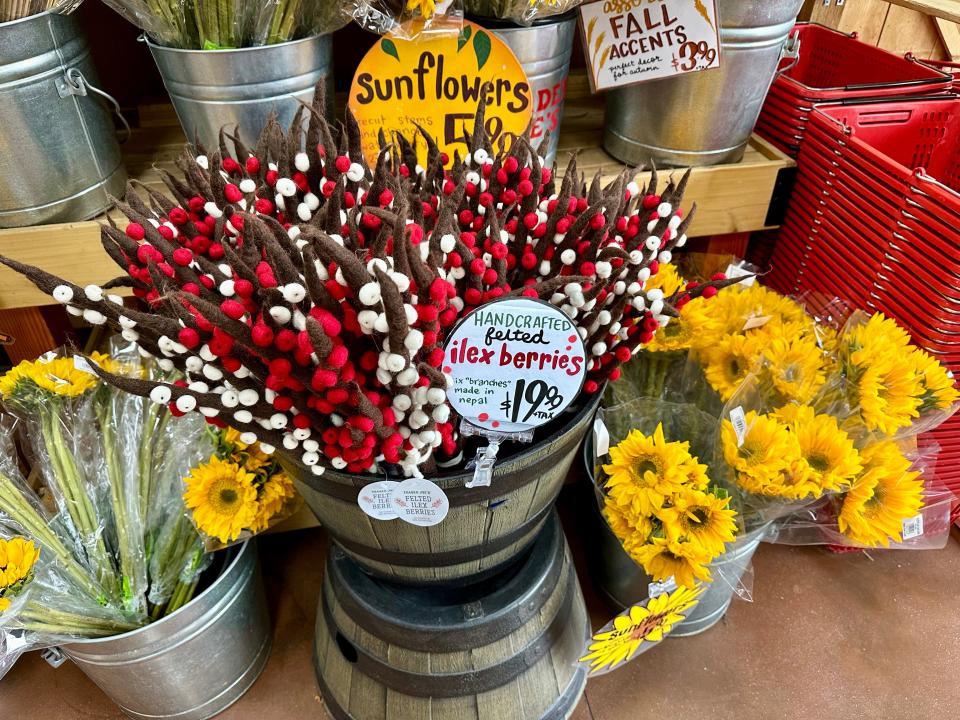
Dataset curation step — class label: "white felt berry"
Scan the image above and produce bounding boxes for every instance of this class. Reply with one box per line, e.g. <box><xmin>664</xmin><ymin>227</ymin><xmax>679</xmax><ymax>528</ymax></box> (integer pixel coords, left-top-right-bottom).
<box><xmin>220</xmin><ymin>390</ymin><xmax>239</xmax><ymax>408</ymax></box>
<box><xmin>385</xmin><ymin>353</ymin><xmax>406</xmax><ymax>373</ymax></box>
<box><xmin>204</xmin><ymin>202</ymin><xmax>223</xmax><ymax>219</ymax></box>
<box><xmin>295</xmin><ymin>152</ymin><xmax>310</xmax><ymax>172</ymax></box>
<box><xmin>658</xmin><ymin>250</ymin><xmax>672</xmax><ymax>264</ymax></box>
<box><xmin>239</xmin><ymin>178</ymin><xmax>257</xmax><ymax>194</ymax></box>
<box><xmin>52</xmin><ymin>285</ymin><xmax>74</xmax><ymax>304</ymax></box>
<box><xmin>175</xmin><ymin>395</ymin><xmax>197</xmax><ymax>413</ymax></box>
<box><xmin>282</xmin><ymin>434</ymin><xmax>299</xmax><ymax>450</ymax></box>
<box><xmin>629</xmin><ymin>250</ymin><xmax>644</xmax><ymax>265</ymax></box>
<box><xmin>270</xmin><ymin>413</ymin><xmax>288</xmax><ymax>429</ymax></box>
<box><xmin>644</xmin><ymin>236</ymin><xmax>660</xmax><ymax>252</ymax></box>
<box><xmin>358</xmin><ymin>282</ymin><xmax>381</xmax><ymax>306</ymax></box>
<box><xmin>432</xmin><ymin>404</ymin><xmax>450</xmax><ymax>423</ymax></box>
<box><xmin>270</xmin><ymin>306</ymin><xmax>292</xmax><ymax>325</ymax></box>
<box><xmin>297</xmin><ymin>204</ymin><xmax>312</xmax><ymax>221</ymax></box>
<box><xmin>121</xmin><ymin>328</ymin><xmax>139</xmax><ymax>342</ymax></box>
<box><xmin>305</xmin><ymin>192</ymin><xmax>320</xmax><ymax>211</ymax></box>
<box><xmin>149</xmin><ymin>386</ymin><xmax>172</xmax><ymax>405</ymax></box>
<box><xmin>276</xmin><ymin>177</ymin><xmax>297</xmax><ymax>197</ymax></box>
<box><xmin>396</xmin><ymin>367</ymin><xmax>418</xmax><ymax>386</ymax></box>
<box><xmin>293</xmin><ymin>427</ymin><xmax>312</xmax><ymax>440</ymax></box>
<box><xmin>233</xmin><ymin>409</ymin><xmax>253</xmax><ymax>424</ymax></box>
<box><xmin>657</xmin><ymin>202</ymin><xmax>672</xmax><ymax>217</ymax></box>
<box><xmin>282</xmin><ymin>283</ymin><xmax>306</xmax><ymax>304</ymax></box>
<box><xmin>440</xmin><ymin>234</ymin><xmax>456</xmax><ymax>253</ymax></box>
<box><xmin>346</xmin><ymin>163</ymin><xmax>365</xmax><ymax>182</ymax></box>
<box><xmin>239</xmin><ymin>431</ymin><xmax>258</xmax><ymax>445</ymax></box>
<box><xmin>82</xmin><ymin>309</ymin><xmax>106</xmax><ymax>325</ymax></box>
<box><xmin>238</xmin><ymin>389</ymin><xmax>259</xmax><ymax>406</ymax></box>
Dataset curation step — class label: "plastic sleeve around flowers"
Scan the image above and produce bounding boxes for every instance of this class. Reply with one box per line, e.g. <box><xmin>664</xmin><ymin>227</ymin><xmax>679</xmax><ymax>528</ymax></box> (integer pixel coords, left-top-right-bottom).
<box><xmin>344</xmin><ymin>0</ymin><xmax>464</xmax><ymax>37</ymax></box>
<box><xmin>144</xmin><ymin>413</ymin><xmax>213</xmax><ymax>609</ymax></box>
<box><xmin>765</xmin><ymin>440</ymin><xmax>955</xmax><ymax>551</ymax></box>
<box><xmin>463</xmin><ymin>0</ymin><xmax>583</xmax><ymax>24</ymax></box>
<box><xmin>251</xmin><ymin>0</ymin><xmax>349</xmax><ymax>44</ymax></box>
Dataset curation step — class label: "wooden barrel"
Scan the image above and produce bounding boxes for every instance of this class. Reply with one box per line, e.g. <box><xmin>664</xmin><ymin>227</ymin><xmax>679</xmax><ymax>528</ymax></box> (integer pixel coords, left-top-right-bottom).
<box><xmin>295</xmin><ymin>395</ymin><xmax>599</xmax><ymax>584</ymax></box>
<box><xmin>314</xmin><ymin>513</ymin><xmax>589</xmax><ymax>720</ymax></box>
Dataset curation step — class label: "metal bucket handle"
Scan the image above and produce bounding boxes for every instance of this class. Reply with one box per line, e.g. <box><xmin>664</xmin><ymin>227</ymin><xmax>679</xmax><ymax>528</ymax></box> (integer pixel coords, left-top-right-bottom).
<box><xmin>57</xmin><ymin>68</ymin><xmax>132</xmax><ymax>144</ymax></box>
<box><xmin>775</xmin><ymin>31</ymin><xmax>802</xmax><ymax>78</ymax></box>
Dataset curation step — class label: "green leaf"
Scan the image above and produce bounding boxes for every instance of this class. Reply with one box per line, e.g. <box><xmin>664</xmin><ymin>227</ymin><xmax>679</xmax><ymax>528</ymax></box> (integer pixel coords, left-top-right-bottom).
<box><xmin>473</xmin><ymin>30</ymin><xmax>491</xmax><ymax>70</ymax></box>
<box><xmin>381</xmin><ymin>38</ymin><xmax>400</xmax><ymax>62</ymax></box>
<box><xmin>457</xmin><ymin>25</ymin><xmax>472</xmax><ymax>52</ymax></box>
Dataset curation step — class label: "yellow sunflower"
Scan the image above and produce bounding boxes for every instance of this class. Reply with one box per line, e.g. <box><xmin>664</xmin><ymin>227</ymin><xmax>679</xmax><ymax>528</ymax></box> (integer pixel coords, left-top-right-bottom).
<box><xmin>0</xmin><ymin>537</ymin><xmax>40</xmax><ymax>589</ymax></box>
<box><xmin>579</xmin><ymin>584</ymin><xmax>703</xmax><ymax>673</ymax></box>
<box><xmin>656</xmin><ymin>488</ymin><xmax>738</xmax><ymax>557</ymax></box>
<box><xmin>603</xmin><ymin>425</ymin><xmax>705</xmax><ymax>515</ymax></box>
<box><xmin>631</xmin><ymin>537</ymin><xmax>713</xmax><ymax>588</ymax></box>
<box><xmin>908</xmin><ymin>347</ymin><xmax>959</xmax><ymax>411</ymax></box>
<box><xmin>251</xmin><ymin>472</ymin><xmax>297</xmax><ymax>532</ymax></box>
<box><xmin>0</xmin><ymin>356</ymin><xmax>99</xmax><ymax>400</ymax></box>
<box><xmin>779</xmin><ymin>406</ymin><xmax>862</xmax><ymax>493</ymax></box>
<box><xmin>219</xmin><ymin>427</ymin><xmax>273</xmax><ymax>474</ymax></box>
<box><xmin>0</xmin><ymin>597</ymin><xmax>10</xmax><ymax>613</ymax></box>
<box><xmin>722</xmin><ymin>411</ymin><xmax>800</xmax><ymax>494</ymax></box>
<box><xmin>761</xmin><ymin>335</ymin><xmax>827</xmax><ymax>405</ymax></box>
<box><xmin>603</xmin><ymin>500</ymin><xmax>654</xmax><ymax>550</ymax></box>
<box><xmin>701</xmin><ymin>334</ymin><xmax>764</xmax><ymax>400</ymax></box>
<box><xmin>183</xmin><ymin>456</ymin><xmax>259</xmax><ymax>543</ymax></box>
<box><xmin>645</xmin><ymin>263</ymin><xmax>686</xmax><ymax>298</ymax></box>
<box><xmin>837</xmin><ymin>441</ymin><xmax>924</xmax><ymax>547</ymax></box>
<box><xmin>406</xmin><ymin>0</ymin><xmax>437</xmax><ymax>18</ymax></box>
<box><xmin>855</xmin><ymin>357</ymin><xmax>923</xmax><ymax>436</ymax></box>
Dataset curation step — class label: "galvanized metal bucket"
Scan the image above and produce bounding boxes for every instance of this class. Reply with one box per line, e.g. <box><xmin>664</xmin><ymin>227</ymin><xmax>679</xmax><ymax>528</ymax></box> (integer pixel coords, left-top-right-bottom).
<box><xmin>603</xmin><ymin>0</ymin><xmax>804</xmax><ymax>167</ymax></box>
<box><xmin>61</xmin><ymin>541</ymin><xmax>271</xmax><ymax>720</ymax></box>
<box><xmin>488</xmin><ymin>12</ymin><xmax>577</xmax><ymax>166</ymax></box>
<box><xmin>584</xmin><ymin>439</ymin><xmax>767</xmax><ymax>635</ymax></box>
<box><xmin>147</xmin><ymin>34</ymin><xmax>334</xmax><ymax>150</ymax></box>
<box><xmin>0</xmin><ymin>11</ymin><xmax>126</xmax><ymax>228</ymax></box>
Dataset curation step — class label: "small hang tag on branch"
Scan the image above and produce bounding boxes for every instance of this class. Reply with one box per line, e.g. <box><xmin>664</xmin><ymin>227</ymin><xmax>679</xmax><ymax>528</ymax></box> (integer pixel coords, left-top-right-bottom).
<box><xmin>579</xmin><ymin>0</ymin><xmax>721</xmax><ymax>93</ymax></box>
<box><xmin>444</xmin><ymin>298</ymin><xmax>587</xmax><ymax>488</ymax></box>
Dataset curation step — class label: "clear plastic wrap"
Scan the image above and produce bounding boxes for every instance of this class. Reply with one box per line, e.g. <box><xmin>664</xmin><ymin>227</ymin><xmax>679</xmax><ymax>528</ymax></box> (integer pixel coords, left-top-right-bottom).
<box><xmin>0</xmin><ymin>351</ymin><xmax>123</xmax><ymax>604</ymax></box>
<box><xmin>183</xmin><ymin>426</ymin><xmax>301</xmax><ymax>551</ymax></box>
<box><xmin>253</xmin><ymin>0</ymin><xmax>348</xmax><ymax>44</ymax></box>
<box><xmin>99</xmin><ymin>0</ymin><xmax>199</xmax><ymax>48</ymax></box>
<box><xmin>462</xmin><ymin>0</ymin><xmax>583</xmax><ymax>24</ymax></box>
<box><xmin>0</xmin><ymin>526</ymin><xmax>137</xmax><ymax>676</ymax></box>
<box><xmin>344</xmin><ymin>0</ymin><xmax>463</xmax><ymax>37</ymax></box>
<box><xmin>593</xmin><ymin>399</ymin><xmax>745</xmax><ymax>596</ymax></box>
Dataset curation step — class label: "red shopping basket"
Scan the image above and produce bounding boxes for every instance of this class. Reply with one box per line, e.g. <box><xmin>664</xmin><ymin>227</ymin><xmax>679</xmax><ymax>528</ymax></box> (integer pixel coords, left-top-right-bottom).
<box><xmin>756</xmin><ymin>23</ymin><xmax>952</xmax><ymax>157</ymax></box>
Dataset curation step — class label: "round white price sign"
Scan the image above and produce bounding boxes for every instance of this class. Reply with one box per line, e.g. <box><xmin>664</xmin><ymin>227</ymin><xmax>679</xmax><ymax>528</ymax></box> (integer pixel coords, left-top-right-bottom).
<box><xmin>442</xmin><ymin>298</ymin><xmax>587</xmax><ymax>433</ymax></box>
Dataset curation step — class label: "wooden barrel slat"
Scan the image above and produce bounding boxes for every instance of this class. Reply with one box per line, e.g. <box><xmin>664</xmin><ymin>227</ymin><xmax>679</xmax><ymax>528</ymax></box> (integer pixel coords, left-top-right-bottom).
<box><xmin>314</xmin><ymin>514</ymin><xmax>589</xmax><ymax>720</ymax></box>
<box><xmin>294</xmin><ymin>395</ymin><xmax>600</xmax><ymax>584</ymax></box>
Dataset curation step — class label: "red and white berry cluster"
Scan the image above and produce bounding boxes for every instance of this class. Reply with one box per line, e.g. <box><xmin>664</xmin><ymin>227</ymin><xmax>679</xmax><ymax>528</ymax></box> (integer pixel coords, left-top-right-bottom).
<box><xmin>2</xmin><ymin>95</ymin><xmax>717</xmax><ymax>477</ymax></box>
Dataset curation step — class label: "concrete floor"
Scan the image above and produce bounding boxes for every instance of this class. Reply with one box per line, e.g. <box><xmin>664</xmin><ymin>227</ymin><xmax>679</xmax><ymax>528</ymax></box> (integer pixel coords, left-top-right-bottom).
<box><xmin>2</xmin><ymin>488</ymin><xmax>959</xmax><ymax>720</ymax></box>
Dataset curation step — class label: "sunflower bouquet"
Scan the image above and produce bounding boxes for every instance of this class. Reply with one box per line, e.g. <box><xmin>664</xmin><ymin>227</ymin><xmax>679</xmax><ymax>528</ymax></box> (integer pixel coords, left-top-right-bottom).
<box><xmin>184</xmin><ymin>426</ymin><xmax>299</xmax><ymax>549</ymax></box>
<box><xmin>717</xmin><ymin>309</ymin><xmax>959</xmax><ymax>547</ymax></box>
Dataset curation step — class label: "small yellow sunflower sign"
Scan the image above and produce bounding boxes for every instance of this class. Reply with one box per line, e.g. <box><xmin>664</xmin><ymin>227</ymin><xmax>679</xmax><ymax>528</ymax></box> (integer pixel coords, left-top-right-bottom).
<box><xmin>349</xmin><ymin>17</ymin><xmax>533</xmax><ymax>168</ymax></box>
<box><xmin>579</xmin><ymin>584</ymin><xmax>702</xmax><ymax>675</ymax></box>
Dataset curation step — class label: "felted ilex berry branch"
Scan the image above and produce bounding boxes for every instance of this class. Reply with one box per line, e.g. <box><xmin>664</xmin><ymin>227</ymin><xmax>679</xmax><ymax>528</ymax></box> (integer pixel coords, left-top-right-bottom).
<box><xmin>0</xmin><ymin>86</ymin><xmax>736</xmax><ymax>479</ymax></box>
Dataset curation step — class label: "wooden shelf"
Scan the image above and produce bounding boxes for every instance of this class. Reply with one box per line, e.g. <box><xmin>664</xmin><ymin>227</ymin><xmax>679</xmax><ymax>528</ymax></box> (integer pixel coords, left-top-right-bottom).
<box><xmin>885</xmin><ymin>0</ymin><xmax>960</xmax><ymax>23</ymax></box>
<box><xmin>0</xmin><ymin>75</ymin><xmax>793</xmax><ymax>310</ymax></box>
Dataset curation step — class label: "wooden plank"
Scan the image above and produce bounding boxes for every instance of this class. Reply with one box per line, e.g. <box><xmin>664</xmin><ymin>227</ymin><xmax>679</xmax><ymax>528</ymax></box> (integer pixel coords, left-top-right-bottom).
<box><xmin>935</xmin><ymin>17</ymin><xmax>960</xmax><ymax>58</ymax></box>
<box><xmin>885</xmin><ymin>0</ymin><xmax>960</xmax><ymax>24</ymax></box>
<box><xmin>806</xmin><ymin>0</ymin><xmax>848</xmax><ymax>27</ymax></box>
<box><xmin>838</xmin><ymin>0</ymin><xmax>893</xmax><ymax>45</ymax></box>
<box><xmin>877</xmin><ymin>5</ymin><xmax>945</xmax><ymax>58</ymax></box>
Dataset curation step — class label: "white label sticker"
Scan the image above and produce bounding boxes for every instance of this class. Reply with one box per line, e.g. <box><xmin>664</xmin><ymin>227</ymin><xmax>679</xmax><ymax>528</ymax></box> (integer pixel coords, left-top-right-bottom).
<box><xmin>73</xmin><ymin>355</ymin><xmax>98</xmax><ymax>375</ymax></box>
<box><xmin>730</xmin><ymin>406</ymin><xmax>747</xmax><ymax>447</ymax></box>
<box><xmin>579</xmin><ymin>0</ymin><xmax>721</xmax><ymax>92</ymax></box>
<box><xmin>357</xmin><ymin>481</ymin><xmax>400</xmax><ymax>521</ymax></box>
<box><xmin>902</xmin><ymin>514</ymin><xmax>924</xmax><ymax>540</ymax></box>
<box><xmin>593</xmin><ymin>417</ymin><xmax>610</xmax><ymax>458</ymax></box>
<box><xmin>443</xmin><ymin>298</ymin><xmax>587</xmax><ymax>434</ymax></box>
<box><xmin>725</xmin><ymin>262</ymin><xmax>756</xmax><ymax>287</ymax></box>
<box><xmin>392</xmin><ymin>478</ymin><xmax>449</xmax><ymax>527</ymax></box>
<box><xmin>647</xmin><ymin>576</ymin><xmax>677</xmax><ymax>598</ymax></box>
<box><xmin>742</xmin><ymin>314</ymin><xmax>772</xmax><ymax>332</ymax></box>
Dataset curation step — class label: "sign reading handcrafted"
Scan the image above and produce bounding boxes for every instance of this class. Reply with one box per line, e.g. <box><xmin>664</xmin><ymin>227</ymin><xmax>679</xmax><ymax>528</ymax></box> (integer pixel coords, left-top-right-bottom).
<box><xmin>579</xmin><ymin>0</ymin><xmax>721</xmax><ymax>92</ymax></box>
<box><xmin>349</xmin><ymin>19</ymin><xmax>533</xmax><ymax>167</ymax></box>
<box><xmin>443</xmin><ymin>298</ymin><xmax>587</xmax><ymax>434</ymax></box>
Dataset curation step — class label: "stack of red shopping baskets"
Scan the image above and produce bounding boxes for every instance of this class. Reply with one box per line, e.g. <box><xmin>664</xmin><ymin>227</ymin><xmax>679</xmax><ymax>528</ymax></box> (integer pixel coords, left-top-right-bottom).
<box><xmin>756</xmin><ymin>23</ymin><xmax>952</xmax><ymax>159</ymax></box>
<box><xmin>766</xmin><ymin>97</ymin><xmax>960</xmax><ymax>513</ymax></box>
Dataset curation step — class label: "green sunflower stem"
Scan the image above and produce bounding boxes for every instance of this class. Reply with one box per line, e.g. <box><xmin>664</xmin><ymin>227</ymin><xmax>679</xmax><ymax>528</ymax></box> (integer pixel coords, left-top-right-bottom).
<box><xmin>41</xmin><ymin>405</ymin><xmax>119</xmax><ymax>600</ymax></box>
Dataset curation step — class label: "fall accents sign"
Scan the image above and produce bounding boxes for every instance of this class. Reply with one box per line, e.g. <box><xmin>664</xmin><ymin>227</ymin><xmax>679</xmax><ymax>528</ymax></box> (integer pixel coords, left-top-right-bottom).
<box><xmin>350</xmin><ymin>19</ymin><xmax>533</xmax><ymax>167</ymax></box>
<box><xmin>579</xmin><ymin>0</ymin><xmax>721</xmax><ymax>91</ymax></box>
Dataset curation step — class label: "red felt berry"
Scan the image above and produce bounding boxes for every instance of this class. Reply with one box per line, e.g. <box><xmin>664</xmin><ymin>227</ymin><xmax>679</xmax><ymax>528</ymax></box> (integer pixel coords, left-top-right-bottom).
<box><xmin>224</xmin><ymin>184</ymin><xmax>243</xmax><ymax>203</ymax></box>
<box><xmin>334</xmin><ymin>156</ymin><xmax>351</xmax><ymax>173</ymax></box>
<box><xmin>251</xmin><ymin>323</ymin><xmax>274</xmax><ymax>347</ymax></box>
<box><xmin>172</xmin><ymin>248</ymin><xmax>193</xmax><ymax>266</ymax></box>
<box><xmin>221</xmin><ymin>300</ymin><xmax>245</xmax><ymax>320</ymax></box>
<box><xmin>275</xmin><ymin>329</ymin><xmax>297</xmax><ymax>352</ymax></box>
<box><xmin>245</xmin><ymin>157</ymin><xmax>261</xmax><ymax>174</ymax></box>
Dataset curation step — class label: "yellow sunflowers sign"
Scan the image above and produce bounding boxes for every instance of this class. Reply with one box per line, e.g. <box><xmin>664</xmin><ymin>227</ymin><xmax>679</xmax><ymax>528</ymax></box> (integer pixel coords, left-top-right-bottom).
<box><xmin>349</xmin><ymin>19</ymin><xmax>533</xmax><ymax>168</ymax></box>
<box><xmin>579</xmin><ymin>584</ymin><xmax>703</xmax><ymax>674</ymax></box>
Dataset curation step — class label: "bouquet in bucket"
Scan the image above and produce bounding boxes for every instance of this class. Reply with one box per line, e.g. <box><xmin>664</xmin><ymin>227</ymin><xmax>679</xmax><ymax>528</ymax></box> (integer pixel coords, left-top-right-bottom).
<box><xmin>100</xmin><ymin>0</ymin><xmax>348</xmax><ymax>48</ymax></box>
<box><xmin>0</xmin><ymin>88</ymin><xmax>736</xmax><ymax>486</ymax></box>
<box><xmin>0</xmin><ymin>345</ymin><xmax>292</xmax><ymax>676</ymax></box>
<box><xmin>346</xmin><ymin>0</ymin><xmax>583</xmax><ymax>34</ymax></box>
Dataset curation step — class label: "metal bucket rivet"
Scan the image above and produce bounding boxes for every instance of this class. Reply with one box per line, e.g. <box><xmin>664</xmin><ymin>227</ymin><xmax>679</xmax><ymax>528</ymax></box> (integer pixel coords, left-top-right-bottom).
<box><xmin>61</xmin><ymin>541</ymin><xmax>271</xmax><ymax>720</ymax></box>
<box><xmin>603</xmin><ymin>0</ymin><xmax>805</xmax><ymax>167</ymax></box>
<box><xmin>0</xmin><ymin>11</ymin><xmax>127</xmax><ymax>228</ymax></box>
<box><xmin>147</xmin><ymin>35</ymin><xmax>335</xmax><ymax>150</ymax></box>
